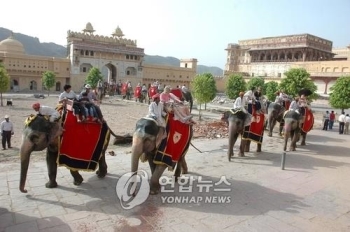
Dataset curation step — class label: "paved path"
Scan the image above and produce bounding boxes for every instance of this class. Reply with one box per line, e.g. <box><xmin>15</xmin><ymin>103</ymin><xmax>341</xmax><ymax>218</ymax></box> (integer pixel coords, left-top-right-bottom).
<box><xmin>1</xmin><ymin>126</ymin><xmax>350</xmax><ymax>231</ymax></box>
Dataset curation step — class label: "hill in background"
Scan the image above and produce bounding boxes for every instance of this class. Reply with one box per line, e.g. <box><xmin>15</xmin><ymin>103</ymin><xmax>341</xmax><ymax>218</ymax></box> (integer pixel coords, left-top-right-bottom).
<box><xmin>0</xmin><ymin>27</ymin><xmax>223</xmax><ymax>76</ymax></box>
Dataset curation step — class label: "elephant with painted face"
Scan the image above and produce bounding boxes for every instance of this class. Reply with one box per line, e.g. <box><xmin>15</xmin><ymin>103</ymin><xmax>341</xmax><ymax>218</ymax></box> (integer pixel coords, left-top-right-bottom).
<box><xmin>221</xmin><ymin>110</ymin><xmax>249</xmax><ymax>160</ymax></box>
<box><xmin>283</xmin><ymin>110</ymin><xmax>302</xmax><ymax>151</ymax></box>
<box><xmin>131</xmin><ymin>115</ymin><xmax>192</xmax><ymax>195</ymax></box>
<box><xmin>283</xmin><ymin>106</ymin><xmax>314</xmax><ymax>151</ymax></box>
<box><xmin>19</xmin><ymin>114</ymin><xmax>118</xmax><ymax>193</ymax></box>
<box><xmin>267</xmin><ymin>102</ymin><xmax>286</xmax><ymax>137</ymax></box>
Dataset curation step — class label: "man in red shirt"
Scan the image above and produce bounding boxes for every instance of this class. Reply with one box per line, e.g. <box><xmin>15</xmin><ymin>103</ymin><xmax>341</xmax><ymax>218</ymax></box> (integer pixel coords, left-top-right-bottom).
<box><xmin>329</xmin><ymin>111</ymin><xmax>335</xmax><ymax>130</ymax></box>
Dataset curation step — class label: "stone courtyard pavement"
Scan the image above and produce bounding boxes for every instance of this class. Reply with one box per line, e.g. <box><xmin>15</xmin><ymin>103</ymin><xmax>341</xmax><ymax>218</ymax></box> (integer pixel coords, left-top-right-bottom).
<box><xmin>1</xmin><ymin>127</ymin><xmax>350</xmax><ymax>232</ymax></box>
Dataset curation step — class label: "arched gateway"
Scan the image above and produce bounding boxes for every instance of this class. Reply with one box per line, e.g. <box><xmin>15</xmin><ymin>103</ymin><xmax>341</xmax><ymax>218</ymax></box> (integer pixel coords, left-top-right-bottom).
<box><xmin>66</xmin><ymin>23</ymin><xmax>145</xmax><ymax>90</ymax></box>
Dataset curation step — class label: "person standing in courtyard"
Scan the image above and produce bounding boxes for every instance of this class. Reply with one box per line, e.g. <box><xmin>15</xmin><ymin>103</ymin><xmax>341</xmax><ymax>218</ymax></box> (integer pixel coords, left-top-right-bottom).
<box><xmin>329</xmin><ymin>110</ymin><xmax>335</xmax><ymax>130</ymax></box>
<box><xmin>1</xmin><ymin>115</ymin><xmax>14</xmax><ymax>150</ymax></box>
<box><xmin>344</xmin><ymin>114</ymin><xmax>350</xmax><ymax>135</ymax></box>
<box><xmin>322</xmin><ymin>111</ymin><xmax>330</xmax><ymax>130</ymax></box>
<box><xmin>338</xmin><ymin>112</ymin><xmax>346</xmax><ymax>134</ymax></box>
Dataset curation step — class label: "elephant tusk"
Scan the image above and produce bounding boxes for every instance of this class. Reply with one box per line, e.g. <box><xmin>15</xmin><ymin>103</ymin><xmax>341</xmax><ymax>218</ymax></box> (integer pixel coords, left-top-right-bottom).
<box><xmin>190</xmin><ymin>142</ymin><xmax>203</xmax><ymax>153</ymax></box>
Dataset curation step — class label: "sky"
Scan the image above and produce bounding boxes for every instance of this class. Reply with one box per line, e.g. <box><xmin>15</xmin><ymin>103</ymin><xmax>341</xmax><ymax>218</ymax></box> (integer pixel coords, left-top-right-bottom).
<box><xmin>1</xmin><ymin>0</ymin><xmax>350</xmax><ymax>68</ymax></box>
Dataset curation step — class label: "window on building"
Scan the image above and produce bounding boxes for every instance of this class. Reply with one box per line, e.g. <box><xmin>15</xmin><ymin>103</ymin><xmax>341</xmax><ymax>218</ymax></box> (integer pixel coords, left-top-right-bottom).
<box><xmin>85</xmin><ymin>51</ymin><xmax>89</xmax><ymax>56</ymax></box>
<box><xmin>90</xmin><ymin>51</ymin><xmax>94</xmax><ymax>56</ymax></box>
<box><xmin>80</xmin><ymin>50</ymin><xmax>84</xmax><ymax>55</ymax></box>
<box><xmin>126</xmin><ymin>55</ymin><xmax>129</xmax><ymax>59</ymax></box>
<box><xmin>83</xmin><ymin>67</ymin><xmax>87</xmax><ymax>72</ymax></box>
<box><xmin>278</xmin><ymin>73</ymin><xmax>281</xmax><ymax>77</ymax></box>
<box><xmin>185</xmin><ymin>63</ymin><xmax>188</xmax><ymax>68</ymax></box>
<box><xmin>127</xmin><ymin>70</ymin><xmax>130</xmax><ymax>75</ymax></box>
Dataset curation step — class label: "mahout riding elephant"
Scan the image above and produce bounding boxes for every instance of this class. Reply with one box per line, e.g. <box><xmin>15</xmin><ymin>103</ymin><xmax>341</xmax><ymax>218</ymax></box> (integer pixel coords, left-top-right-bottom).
<box><xmin>180</xmin><ymin>89</ymin><xmax>193</xmax><ymax>113</ymax></box>
<box><xmin>19</xmin><ymin>111</ymin><xmax>119</xmax><ymax>193</ymax></box>
<box><xmin>221</xmin><ymin>110</ymin><xmax>249</xmax><ymax>161</ymax></box>
<box><xmin>131</xmin><ymin>114</ymin><xmax>192</xmax><ymax>195</ymax></box>
<box><xmin>267</xmin><ymin>102</ymin><xmax>286</xmax><ymax>137</ymax></box>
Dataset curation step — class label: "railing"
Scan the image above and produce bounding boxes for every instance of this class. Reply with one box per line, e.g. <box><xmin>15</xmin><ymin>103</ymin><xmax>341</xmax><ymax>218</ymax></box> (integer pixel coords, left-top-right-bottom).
<box><xmin>309</xmin><ymin>72</ymin><xmax>350</xmax><ymax>77</ymax></box>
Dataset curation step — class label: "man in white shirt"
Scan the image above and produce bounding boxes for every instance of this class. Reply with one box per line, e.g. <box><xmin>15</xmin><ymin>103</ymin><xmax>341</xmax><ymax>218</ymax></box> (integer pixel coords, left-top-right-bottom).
<box><xmin>233</xmin><ymin>92</ymin><xmax>246</xmax><ymax>113</ymax></box>
<box><xmin>1</xmin><ymin>115</ymin><xmax>14</xmax><ymax>150</ymax></box>
<box><xmin>148</xmin><ymin>93</ymin><xmax>167</xmax><ymax>140</ymax></box>
<box><xmin>344</xmin><ymin>114</ymin><xmax>350</xmax><ymax>134</ymax></box>
<box><xmin>289</xmin><ymin>97</ymin><xmax>300</xmax><ymax>112</ymax></box>
<box><xmin>338</xmin><ymin>112</ymin><xmax>346</xmax><ymax>134</ymax></box>
<box><xmin>148</xmin><ymin>94</ymin><xmax>167</xmax><ymax>127</ymax></box>
<box><xmin>58</xmin><ymin>84</ymin><xmax>78</xmax><ymax>103</ymax></box>
<box><xmin>32</xmin><ymin>103</ymin><xmax>60</xmax><ymax>122</ymax></box>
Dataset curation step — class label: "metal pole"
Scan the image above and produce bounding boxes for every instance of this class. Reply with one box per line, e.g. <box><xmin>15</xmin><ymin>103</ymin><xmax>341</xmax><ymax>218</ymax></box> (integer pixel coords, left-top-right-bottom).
<box><xmin>281</xmin><ymin>152</ymin><xmax>286</xmax><ymax>170</ymax></box>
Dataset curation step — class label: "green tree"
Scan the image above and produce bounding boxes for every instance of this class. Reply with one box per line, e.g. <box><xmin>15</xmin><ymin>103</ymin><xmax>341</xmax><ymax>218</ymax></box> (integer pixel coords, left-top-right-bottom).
<box><xmin>86</xmin><ymin>67</ymin><xmax>103</xmax><ymax>88</ymax></box>
<box><xmin>265</xmin><ymin>81</ymin><xmax>279</xmax><ymax>101</ymax></box>
<box><xmin>225</xmin><ymin>74</ymin><xmax>246</xmax><ymax>99</ymax></box>
<box><xmin>279</xmin><ymin>68</ymin><xmax>317</xmax><ymax>100</ymax></box>
<box><xmin>247</xmin><ymin>77</ymin><xmax>265</xmax><ymax>93</ymax></box>
<box><xmin>191</xmin><ymin>73</ymin><xmax>217</xmax><ymax>120</ymax></box>
<box><xmin>42</xmin><ymin>71</ymin><xmax>56</xmax><ymax>96</ymax></box>
<box><xmin>329</xmin><ymin>75</ymin><xmax>350</xmax><ymax>111</ymax></box>
<box><xmin>0</xmin><ymin>64</ymin><xmax>10</xmax><ymax>107</ymax></box>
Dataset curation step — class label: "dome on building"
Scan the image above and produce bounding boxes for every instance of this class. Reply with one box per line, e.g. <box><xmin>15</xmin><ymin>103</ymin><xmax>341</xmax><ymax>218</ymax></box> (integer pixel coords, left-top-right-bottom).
<box><xmin>112</xmin><ymin>26</ymin><xmax>124</xmax><ymax>38</ymax></box>
<box><xmin>0</xmin><ymin>34</ymin><xmax>25</xmax><ymax>54</ymax></box>
<box><xmin>83</xmin><ymin>22</ymin><xmax>95</xmax><ymax>34</ymax></box>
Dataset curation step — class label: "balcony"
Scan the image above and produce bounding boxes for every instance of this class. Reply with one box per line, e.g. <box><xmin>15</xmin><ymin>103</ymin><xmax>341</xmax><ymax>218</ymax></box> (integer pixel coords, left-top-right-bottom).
<box><xmin>310</xmin><ymin>72</ymin><xmax>350</xmax><ymax>77</ymax></box>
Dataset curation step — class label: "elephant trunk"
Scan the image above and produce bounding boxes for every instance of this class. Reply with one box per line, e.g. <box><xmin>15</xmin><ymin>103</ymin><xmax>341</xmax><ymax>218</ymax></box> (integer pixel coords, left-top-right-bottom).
<box><xmin>19</xmin><ymin>148</ymin><xmax>31</xmax><ymax>193</ymax></box>
<box><xmin>131</xmin><ymin>135</ymin><xmax>144</xmax><ymax>173</ymax></box>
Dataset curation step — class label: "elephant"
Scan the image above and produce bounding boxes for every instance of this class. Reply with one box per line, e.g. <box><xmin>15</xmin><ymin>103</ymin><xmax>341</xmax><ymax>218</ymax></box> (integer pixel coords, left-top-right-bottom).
<box><xmin>283</xmin><ymin>110</ymin><xmax>302</xmax><ymax>151</ymax></box>
<box><xmin>283</xmin><ymin>108</ymin><xmax>314</xmax><ymax>151</ymax></box>
<box><xmin>131</xmin><ymin>115</ymin><xmax>192</xmax><ymax>195</ymax></box>
<box><xmin>221</xmin><ymin>110</ymin><xmax>249</xmax><ymax>161</ymax></box>
<box><xmin>19</xmin><ymin>114</ymin><xmax>119</xmax><ymax>193</ymax></box>
<box><xmin>267</xmin><ymin>102</ymin><xmax>286</xmax><ymax>137</ymax></box>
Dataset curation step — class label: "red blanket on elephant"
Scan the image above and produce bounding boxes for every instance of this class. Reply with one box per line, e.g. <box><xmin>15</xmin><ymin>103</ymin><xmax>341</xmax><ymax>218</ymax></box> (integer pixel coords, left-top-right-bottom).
<box><xmin>134</xmin><ymin>86</ymin><xmax>141</xmax><ymax>98</ymax></box>
<box><xmin>302</xmin><ymin>107</ymin><xmax>314</xmax><ymax>133</ymax></box>
<box><xmin>58</xmin><ymin>111</ymin><xmax>109</xmax><ymax>171</ymax></box>
<box><xmin>148</xmin><ymin>86</ymin><xmax>158</xmax><ymax>98</ymax></box>
<box><xmin>170</xmin><ymin>88</ymin><xmax>183</xmax><ymax>99</ymax></box>
<box><xmin>154</xmin><ymin>113</ymin><xmax>191</xmax><ymax>170</ymax></box>
<box><xmin>121</xmin><ymin>83</ymin><xmax>128</xmax><ymax>95</ymax></box>
<box><xmin>242</xmin><ymin>112</ymin><xmax>265</xmax><ymax>144</ymax></box>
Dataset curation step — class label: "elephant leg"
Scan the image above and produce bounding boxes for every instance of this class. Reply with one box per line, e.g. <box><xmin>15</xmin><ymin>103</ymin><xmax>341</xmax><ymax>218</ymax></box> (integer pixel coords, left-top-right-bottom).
<box><xmin>96</xmin><ymin>153</ymin><xmax>107</xmax><ymax>178</ymax></box>
<box><xmin>244</xmin><ymin>140</ymin><xmax>250</xmax><ymax>152</ymax></box>
<box><xmin>256</xmin><ymin>143</ymin><xmax>262</xmax><ymax>152</ymax></box>
<box><xmin>300</xmin><ymin>132</ymin><xmax>306</xmax><ymax>146</ymax></box>
<box><xmin>180</xmin><ymin>155</ymin><xmax>188</xmax><ymax>174</ymax></box>
<box><xmin>238</xmin><ymin>138</ymin><xmax>246</xmax><ymax>157</ymax></box>
<box><xmin>147</xmin><ymin>152</ymin><xmax>156</xmax><ymax>174</ymax></box>
<box><xmin>268</xmin><ymin>120</ymin><xmax>276</xmax><ymax>137</ymax></box>
<box><xmin>150</xmin><ymin>164</ymin><xmax>167</xmax><ymax>195</ymax></box>
<box><xmin>96</xmin><ymin>133</ymin><xmax>109</xmax><ymax>178</ymax></box>
<box><xmin>227</xmin><ymin>133</ymin><xmax>239</xmax><ymax>160</ymax></box>
<box><xmin>279</xmin><ymin>122</ymin><xmax>284</xmax><ymax>136</ymax></box>
<box><xmin>70</xmin><ymin>170</ymin><xmax>84</xmax><ymax>186</ymax></box>
<box><xmin>45</xmin><ymin>147</ymin><xmax>58</xmax><ymax>188</ymax></box>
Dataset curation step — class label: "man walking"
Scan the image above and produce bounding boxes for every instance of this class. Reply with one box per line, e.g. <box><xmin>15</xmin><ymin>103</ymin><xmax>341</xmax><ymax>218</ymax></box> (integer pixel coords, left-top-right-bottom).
<box><xmin>338</xmin><ymin>112</ymin><xmax>346</xmax><ymax>134</ymax></box>
<box><xmin>1</xmin><ymin>115</ymin><xmax>14</xmax><ymax>150</ymax></box>
<box><xmin>329</xmin><ymin>111</ymin><xmax>335</xmax><ymax>130</ymax></box>
<box><xmin>322</xmin><ymin>111</ymin><xmax>330</xmax><ymax>130</ymax></box>
<box><xmin>344</xmin><ymin>114</ymin><xmax>350</xmax><ymax>135</ymax></box>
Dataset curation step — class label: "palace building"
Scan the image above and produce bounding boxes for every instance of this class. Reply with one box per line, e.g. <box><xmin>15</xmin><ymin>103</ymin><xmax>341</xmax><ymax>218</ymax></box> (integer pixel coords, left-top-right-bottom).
<box><xmin>0</xmin><ymin>23</ymin><xmax>197</xmax><ymax>92</ymax></box>
<box><xmin>223</xmin><ymin>33</ymin><xmax>350</xmax><ymax>94</ymax></box>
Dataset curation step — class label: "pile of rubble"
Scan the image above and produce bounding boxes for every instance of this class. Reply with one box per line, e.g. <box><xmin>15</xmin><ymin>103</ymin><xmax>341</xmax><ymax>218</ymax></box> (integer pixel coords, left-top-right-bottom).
<box><xmin>192</xmin><ymin>120</ymin><xmax>229</xmax><ymax>139</ymax></box>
